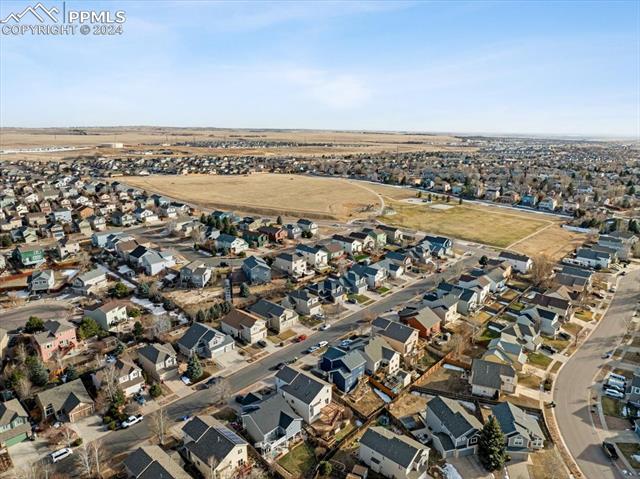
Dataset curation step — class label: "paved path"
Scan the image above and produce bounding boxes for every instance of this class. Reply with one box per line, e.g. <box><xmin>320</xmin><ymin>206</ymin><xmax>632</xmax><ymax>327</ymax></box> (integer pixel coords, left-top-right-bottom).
<box><xmin>554</xmin><ymin>267</ymin><xmax>640</xmax><ymax>479</ymax></box>
<box><xmin>0</xmin><ymin>301</ymin><xmax>73</xmax><ymax>331</ymax></box>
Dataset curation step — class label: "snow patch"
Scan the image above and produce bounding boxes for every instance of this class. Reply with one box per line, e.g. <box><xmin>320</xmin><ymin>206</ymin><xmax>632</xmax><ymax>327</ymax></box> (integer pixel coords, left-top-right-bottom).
<box><xmin>441</xmin><ymin>463</ymin><xmax>463</xmax><ymax>479</ymax></box>
<box><xmin>373</xmin><ymin>388</ymin><xmax>392</xmax><ymax>403</ymax></box>
<box><xmin>443</xmin><ymin>364</ymin><xmax>465</xmax><ymax>373</ymax></box>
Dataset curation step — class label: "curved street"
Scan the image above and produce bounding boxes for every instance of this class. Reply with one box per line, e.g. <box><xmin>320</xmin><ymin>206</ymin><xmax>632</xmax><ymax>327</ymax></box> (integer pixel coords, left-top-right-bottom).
<box><xmin>554</xmin><ymin>266</ymin><xmax>640</xmax><ymax>479</ymax></box>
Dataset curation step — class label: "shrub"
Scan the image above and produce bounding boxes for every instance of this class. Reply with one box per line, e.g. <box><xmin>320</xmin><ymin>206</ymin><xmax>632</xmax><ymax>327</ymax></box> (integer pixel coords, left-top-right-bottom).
<box><xmin>149</xmin><ymin>383</ymin><xmax>162</xmax><ymax>398</ymax></box>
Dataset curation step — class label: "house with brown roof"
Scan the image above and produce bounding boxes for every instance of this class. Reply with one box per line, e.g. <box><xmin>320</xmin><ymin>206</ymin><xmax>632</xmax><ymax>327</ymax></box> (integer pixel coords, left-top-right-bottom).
<box><xmin>36</xmin><ymin>379</ymin><xmax>95</xmax><ymax>423</ymax></box>
<box><xmin>220</xmin><ymin>309</ymin><xmax>267</xmax><ymax>345</ymax></box>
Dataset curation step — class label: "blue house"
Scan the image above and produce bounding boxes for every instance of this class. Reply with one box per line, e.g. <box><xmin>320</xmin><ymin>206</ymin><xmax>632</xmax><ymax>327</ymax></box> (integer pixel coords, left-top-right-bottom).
<box><xmin>521</xmin><ymin>194</ymin><xmax>538</xmax><ymax>207</ymax></box>
<box><xmin>320</xmin><ymin>347</ymin><xmax>366</xmax><ymax>392</ymax></box>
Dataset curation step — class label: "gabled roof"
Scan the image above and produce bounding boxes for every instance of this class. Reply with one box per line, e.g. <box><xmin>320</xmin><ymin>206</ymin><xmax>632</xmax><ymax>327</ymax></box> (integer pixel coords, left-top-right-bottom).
<box><xmin>471</xmin><ymin>359</ymin><xmax>516</xmax><ymax>389</ymax></box>
<box><xmin>241</xmin><ymin>395</ymin><xmax>302</xmax><ymax>438</ymax></box>
<box><xmin>221</xmin><ymin>309</ymin><xmax>264</xmax><ymax>330</ymax></box>
<box><xmin>360</xmin><ymin>426</ymin><xmax>427</xmax><ymax>469</ymax></box>
<box><xmin>123</xmin><ymin>446</ymin><xmax>191</xmax><ymax>479</ymax></box>
<box><xmin>177</xmin><ymin>322</ymin><xmax>230</xmax><ymax>351</ymax></box>
<box><xmin>492</xmin><ymin>401</ymin><xmax>544</xmax><ymax>442</ymax></box>
<box><xmin>426</xmin><ymin>396</ymin><xmax>482</xmax><ymax>439</ymax></box>
<box><xmin>276</xmin><ymin>366</ymin><xmax>330</xmax><ymax>404</ymax></box>
<box><xmin>183</xmin><ymin>416</ymin><xmax>247</xmax><ymax>465</ymax></box>
<box><xmin>36</xmin><ymin>379</ymin><xmax>93</xmax><ymax>415</ymax></box>
<box><xmin>499</xmin><ymin>251</ymin><xmax>531</xmax><ymax>262</ymax></box>
<box><xmin>137</xmin><ymin>342</ymin><xmax>176</xmax><ymax>365</ymax></box>
<box><xmin>372</xmin><ymin>317</ymin><xmax>417</xmax><ymax>343</ymax></box>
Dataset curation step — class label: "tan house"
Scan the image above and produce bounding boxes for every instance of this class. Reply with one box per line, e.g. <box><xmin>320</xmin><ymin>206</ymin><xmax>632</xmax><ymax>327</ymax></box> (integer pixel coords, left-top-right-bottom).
<box><xmin>220</xmin><ymin>309</ymin><xmax>267</xmax><ymax>345</ymax></box>
<box><xmin>371</xmin><ymin>317</ymin><xmax>419</xmax><ymax>357</ymax></box>
<box><xmin>36</xmin><ymin>379</ymin><xmax>95</xmax><ymax>423</ymax></box>
<box><xmin>137</xmin><ymin>343</ymin><xmax>178</xmax><ymax>381</ymax></box>
<box><xmin>182</xmin><ymin>416</ymin><xmax>249</xmax><ymax>479</ymax></box>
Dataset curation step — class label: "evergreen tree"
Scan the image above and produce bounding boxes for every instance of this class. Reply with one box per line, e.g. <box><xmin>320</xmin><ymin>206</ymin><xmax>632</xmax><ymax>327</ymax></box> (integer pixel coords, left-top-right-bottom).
<box><xmin>25</xmin><ymin>316</ymin><xmax>44</xmax><ymax>333</ymax></box>
<box><xmin>478</xmin><ymin>416</ymin><xmax>508</xmax><ymax>471</ymax></box>
<box><xmin>276</xmin><ymin>215</ymin><xmax>283</xmax><ymax>225</ymax></box>
<box><xmin>186</xmin><ymin>355</ymin><xmax>203</xmax><ymax>381</ymax></box>
<box><xmin>196</xmin><ymin>309</ymin><xmax>206</xmax><ymax>323</ymax></box>
<box><xmin>240</xmin><ymin>283</ymin><xmax>250</xmax><ymax>298</ymax></box>
<box><xmin>479</xmin><ymin>255</ymin><xmax>488</xmax><ymax>267</ymax></box>
<box><xmin>133</xmin><ymin>321</ymin><xmax>144</xmax><ymax>338</ymax></box>
<box><xmin>65</xmin><ymin>365</ymin><xmax>78</xmax><ymax>381</ymax></box>
<box><xmin>28</xmin><ymin>357</ymin><xmax>49</xmax><ymax>386</ymax></box>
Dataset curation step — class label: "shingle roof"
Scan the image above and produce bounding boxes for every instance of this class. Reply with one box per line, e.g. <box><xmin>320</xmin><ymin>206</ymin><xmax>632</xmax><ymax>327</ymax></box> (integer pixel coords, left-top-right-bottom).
<box><xmin>241</xmin><ymin>395</ymin><xmax>302</xmax><ymax>439</ymax></box>
<box><xmin>471</xmin><ymin>359</ymin><xmax>516</xmax><ymax>390</ymax></box>
<box><xmin>276</xmin><ymin>366</ymin><xmax>330</xmax><ymax>404</ymax></box>
<box><xmin>123</xmin><ymin>446</ymin><xmax>190</xmax><ymax>479</ymax></box>
<box><xmin>492</xmin><ymin>401</ymin><xmax>544</xmax><ymax>443</ymax></box>
<box><xmin>360</xmin><ymin>426</ymin><xmax>426</xmax><ymax>469</ymax></box>
<box><xmin>183</xmin><ymin>416</ymin><xmax>247</xmax><ymax>465</ymax></box>
<box><xmin>137</xmin><ymin>343</ymin><xmax>176</xmax><ymax>364</ymax></box>
<box><xmin>426</xmin><ymin>396</ymin><xmax>482</xmax><ymax>439</ymax></box>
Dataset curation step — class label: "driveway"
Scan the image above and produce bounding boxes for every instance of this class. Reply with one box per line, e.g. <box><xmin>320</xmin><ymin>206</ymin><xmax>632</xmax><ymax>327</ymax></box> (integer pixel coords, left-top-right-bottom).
<box><xmin>448</xmin><ymin>456</ymin><xmax>492</xmax><ymax>479</ymax></box>
<box><xmin>554</xmin><ymin>266</ymin><xmax>640</xmax><ymax>479</ymax></box>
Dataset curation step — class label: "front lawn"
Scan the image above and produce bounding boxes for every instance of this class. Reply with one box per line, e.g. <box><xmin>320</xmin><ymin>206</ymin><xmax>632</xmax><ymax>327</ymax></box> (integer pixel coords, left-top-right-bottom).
<box><xmin>477</xmin><ymin>327</ymin><xmax>501</xmax><ymax>343</ymax></box>
<box><xmin>528</xmin><ymin>352</ymin><xmax>553</xmax><ymax>369</ymax></box>
<box><xmin>601</xmin><ymin>396</ymin><xmax>622</xmax><ymax>417</ymax></box>
<box><xmin>278</xmin><ymin>443</ymin><xmax>317</xmax><ymax>476</ymax></box>
<box><xmin>616</xmin><ymin>443</ymin><xmax>640</xmax><ymax>469</ymax></box>
<box><xmin>562</xmin><ymin>322</ymin><xmax>583</xmax><ymax>337</ymax></box>
<box><xmin>575</xmin><ymin>310</ymin><xmax>594</xmax><ymax>322</ymax></box>
<box><xmin>623</xmin><ymin>351</ymin><xmax>640</xmax><ymax>365</ymax></box>
<box><xmin>377</xmin><ymin>286</ymin><xmax>391</xmax><ymax>295</ymax></box>
<box><xmin>542</xmin><ymin>336</ymin><xmax>570</xmax><ymax>352</ymax></box>
<box><xmin>348</xmin><ymin>293</ymin><xmax>373</xmax><ymax>305</ymax></box>
<box><xmin>518</xmin><ymin>373</ymin><xmax>542</xmax><ymax>390</ymax></box>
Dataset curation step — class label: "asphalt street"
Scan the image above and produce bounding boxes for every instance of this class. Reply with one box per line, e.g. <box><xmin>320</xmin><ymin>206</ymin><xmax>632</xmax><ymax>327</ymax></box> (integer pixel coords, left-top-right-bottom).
<box><xmin>0</xmin><ymin>301</ymin><xmax>73</xmax><ymax>332</ymax></box>
<box><xmin>55</xmin><ymin>244</ymin><xmax>488</xmax><ymax>473</ymax></box>
<box><xmin>554</xmin><ymin>266</ymin><xmax>640</xmax><ymax>479</ymax></box>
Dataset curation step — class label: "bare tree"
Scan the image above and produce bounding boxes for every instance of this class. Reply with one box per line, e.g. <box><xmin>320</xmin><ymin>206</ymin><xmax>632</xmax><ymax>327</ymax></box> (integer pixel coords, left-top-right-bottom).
<box><xmin>75</xmin><ymin>442</ymin><xmax>94</xmax><ymax>478</ymax></box>
<box><xmin>210</xmin><ymin>379</ymin><xmax>231</xmax><ymax>406</ymax></box>
<box><xmin>61</xmin><ymin>426</ymin><xmax>76</xmax><ymax>448</ymax></box>
<box><xmin>531</xmin><ymin>254</ymin><xmax>554</xmax><ymax>288</ymax></box>
<box><xmin>14</xmin><ymin>342</ymin><xmax>28</xmax><ymax>365</ymax></box>
<box><xmin>206</xmin><ymin>456</ymin><xmax>220</xmax><ymax>479</ymax></box>
<box><xmin>15</xmin><ymin>376</ymin><xmax>32</xmax><ymax>400</ymax></box>
<box><xmin>149</xmin><ymin>407</ymin><xmax>169</xmax><ymax>445</ymax></box>
<box><xmin>151</xmin><ymin>314</ymin><xmax>172</xmax><ymax>339</ymax></box>
<box><xmin>101</xmin><ymin>363</ymin><xmax>119</xmax><ymax>403</ymax></box>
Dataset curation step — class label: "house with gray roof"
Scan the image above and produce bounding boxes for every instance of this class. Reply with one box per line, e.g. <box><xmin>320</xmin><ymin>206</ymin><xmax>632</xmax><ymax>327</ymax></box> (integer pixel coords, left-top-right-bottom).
<box><xmin>248</xmin><ymin>298</ymin><xmax>298</xmax><ymax>333</ymax></box>
<box><xmin>275</xmin><ymin>366</ymin><xmax>332</xmax><ymax>424</ymax></box>
<box><xmin>518</xmin><ymin>306</ymin><xmax>560</xmax><ymax>337</ymax></box>
<box><xmin>320</xmin><ymin>346</ymin><xmax>366</xmax><ymax>392</ymax></box>
<box><xmin>470</xmin><ymin>359</ymin><xmax>517</xmax><ymax>398</ymax></box>
<box><xmin>176</xmin><ymin>322</ymin><xmax>235</xmax><ymax>359</ymax></box>
<box><xmin>0</xmin><ymin>399</ymin><xmax>31</xmax><ymax>448</ymax></box>
<box><xmin>123</xmin><ymin>445</ymin><xmax>191</xmax><ymax>479</ymax></box>
<box><xmin>372</xmin><ymin>317</ymin><xmax>419</xmax><ymax>356</ymax></box>
<box><xmin>359</xmin><ymin>426</ymin><xmax>430</xmax><ymax>479</ymax></box>
<box><xmin>137</xmin><ymin>342</ymin><xmax>178</xmax><ymax>381</ymax></box>
<box><xmin>36</xmin><ymin>379</ymin><xmax>95</xmax><ymax>423</ymax></box>
<box><xmin>482</xmin><ymin>337</ymin><xmax>527</xmax><ymax>371</ymax></box>
<box><xmin>422</xmin><ymin>395</ymin><xmax>482</xmax><ymax>458</ymax></box>
<box><xmin>282</xmin><ymin>288</ymin><xmax>323</xmax><ymax>317</ymax></box>
<box><xmin>241</xmin><ymin>395</ymin><xmax>303</xmax><ymax>455</ymax></box>
<box><xmin>500</xmin><ymin>323</ymin><xmax>541</xmax><ymax>352</ymax></box>
<box><xmin>182</xmin><ymin>416</ymin><xmax>248</xmax><ymax>479</ymax></box>
<box><xmin>30</xmin><ymin>269</ymin><xmax>55</xmax><ymax>292</ymax></box>
<box><xmin>491</xmin><ymin>402</ymin><xmax>545</xmax><ymax>459</ymax></box>
<box><xmin>241</xmin><ymin>255</ymin><xmax>271</xmax><ymax>284</ymax></box>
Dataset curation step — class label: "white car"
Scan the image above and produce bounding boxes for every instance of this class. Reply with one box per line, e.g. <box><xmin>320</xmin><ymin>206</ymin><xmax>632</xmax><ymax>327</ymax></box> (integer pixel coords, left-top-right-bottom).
<box><xmin>50</xmin><ymin>447</ymin><xmax>73</xmax><ymax>463</ymax></box>
<box><xmin>604</xmin><ymin>388</ymin><xmax>624</xmax><ymax>399</ymax></box>
<box><xmin>319</xmin><ymin>323</ymin><xmax>331</xmax><ymax>331</ymax></box>
<box><xmin>121</xmin><ymin>414</ymin><xmax>143</xmax><ymax>428</ymax></box>
<box><xmin>317</xmin><ymin>341</ymin><xmax>328</xmax><ymax>348</ymax></box>
<box><xmin>181</xmin><ymin>375</ymin><xmax>192</xmax><ymax>385</ymax></box>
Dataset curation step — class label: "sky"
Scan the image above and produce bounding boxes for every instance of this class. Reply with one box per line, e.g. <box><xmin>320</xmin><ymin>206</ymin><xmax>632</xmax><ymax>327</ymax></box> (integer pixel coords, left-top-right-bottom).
<box><xmin>0</xmin><ymin>0</ymin><xmax>638</xmax><ymax>137</ymax></box>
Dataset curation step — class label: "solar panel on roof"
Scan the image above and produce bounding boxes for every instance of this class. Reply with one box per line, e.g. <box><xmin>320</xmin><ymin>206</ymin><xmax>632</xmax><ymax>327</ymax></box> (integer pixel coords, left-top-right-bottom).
<box><xmin>215</xmin><ymin>426</ymin><xmax>245</xmax><ymax>445</ymax></box>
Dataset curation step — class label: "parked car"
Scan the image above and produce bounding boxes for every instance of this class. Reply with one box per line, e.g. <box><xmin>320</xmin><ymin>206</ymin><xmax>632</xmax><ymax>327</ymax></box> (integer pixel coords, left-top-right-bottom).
<box><xmin>271</xmin><ymin>362</ymin><xmax>286</xmax><ymax>371</ymax></box>
<box><xmin>319</xmin><ymin>323</ymin><xmax>331</xmax><ymax>331</ymax></box>
<box><xmin>180</xmin><ymin>376</ymin><xmax>192</xmax><ymax>385</ymax></box>
<box><xmin>134</xmin><ymin>394</ymin><xmax>146</xmax><ymax>405</ymax></box>
<box><xmin>603</xmin><ymin>388</ymin><xmax>624</xmax><ymax>399</ymax></box>
<box><xmin>340</xmin><ymin>339</ymin><xmax>353</xmax><ymax>347</ymax></box>
<box><xmin>307</xmin><ymin>345</ymin><xmax>319</xmax><ymax>353</ymax></box>
<box><xmin>317</xmin><ymin>341</ymin><xmax>328</xmax><ymax>348</ymax></box>
<box><xmin>257</xmin><ymin>340</ymin><xmax>268</xmax><ymax>348</ymax></box>
<box><xmin>50</xmin><ymin>447</ymin><xmax>73</xmax><ymax>464</ymax></box>
<box><xmin>296</xmin><ymin>334</ymin><xmax>307</xmax><ymax>342</ymax></box>
<box><xmin>121</xmin><ymin>414</ymin><xmax>144</xmax><ymax>429</ymax></box>
<box><xmin>602</xmin><ymin>351</ymin><xmax>613</xmax><ymax>359</ymax></box>
<box><xmin>541</xmin><ymin>345</ymin><xmax>557</xmax><ymax>355</ymax></box>
<box><xmin>179</xmin><ymin>415</ymin><xmax>191</xmax><ymax>422</ymax></box>
<box><xmin>602</xmin><ymin>441</ymin><xmax>619</xmax><ymax>460</ymax></box>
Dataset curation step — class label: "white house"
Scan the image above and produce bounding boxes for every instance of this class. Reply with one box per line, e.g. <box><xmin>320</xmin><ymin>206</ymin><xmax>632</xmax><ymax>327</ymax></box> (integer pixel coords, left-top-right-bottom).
<box><xmin>275</xmin><ymin>366</ymin><xmax>332</xmax><ymax>424</ymax></box>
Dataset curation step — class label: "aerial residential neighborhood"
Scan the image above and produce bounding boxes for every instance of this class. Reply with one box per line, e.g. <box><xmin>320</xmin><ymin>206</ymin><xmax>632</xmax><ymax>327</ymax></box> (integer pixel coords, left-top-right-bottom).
<box><xmin>0</xmin><ymin>1</ymin><xmax>638</xmax><ymax>479</ymax></box>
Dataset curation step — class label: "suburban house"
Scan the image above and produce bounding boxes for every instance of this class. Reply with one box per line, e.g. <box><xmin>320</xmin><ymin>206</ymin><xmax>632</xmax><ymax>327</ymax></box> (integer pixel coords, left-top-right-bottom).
<box><xmin>32</xmin><ymin>320</ymin><xmax>77</xmax><ymax>363</ymax></box>
<box><xmin>306</xmin><ymin>276</ymin><xmax>345</xmax><ymax>303</ymax></box>
<box><xmin>176</xmin><ymin>322</ymin><xmax>235</xmax><ymax>359</ymax></box>
<box><xmin>482</xmin><ymin>337</ymin><xmax>527</xmax><ymax>371</ymax></box>
<box><xmin>421</xmin><ymin>235</ymin><xmax>453</xmax><ymax>257</ymax></box>
<box><xmin>296</xmin><ymin>218</ymin><xmax>318</xmax><ymax>235</ymax></box>
<box><xmin>241</xmin><ymin>395</ymin><xmax>303</xmax><ymax>455</ymax></box>
<box><xmin>518</xmin><ymin>307</ymin><xmax>560</xmax><ymax>337</ymax></box>
<box><xmin>319</xmin><ymin>347</ymin><xmax>367</xmax><ymax>393</ymax></box>
<box><xmin>36</xmin><ymin>379</ymin><xmax>95</xmax><ymax>423</ymax></box>
<box><xmin>295</xmin><ymin>244</ymin><xmax>329</xmax><ymax>269</ymax></box>
<box><xmin>13</xmin><ymin>245</ymin><xmax>45</xmax><ymax>267</ymax></box>
<box><xmin>242</xmin><ymin>256</ymin><xmax>272</xmax><ymax>284</ymax></box>
<box><xmin>0</xmin><ymin>399</ymin><xmax>31</xmax><ymax>448</ymax></box>
<box><xmin>273</xmin><ymin>252</ymin><xmax>307</xmax><ymax>278</ymax></box>
<box><xmin>320</xmin><ymin>242</ymin><xmax>345</xmax><ymax>261</ymax></box>
<box><xmin>574</xmin><ymin>247</ymin><xmax>613</xmax><ymax>269</ymax></box>
<box><xmin>628</xmin><ymin>369</ymin><xmax>640</xmax><ymax>407</ymax></box>
<box><xmin>338</xmin><ymin>270</ymin><xmax>368</xmax><ymax>295</ymax></box>
<box><xmin>84</xmin><ymin>301</ymin><xmax>129</xmax><ymax>331</ymax></box>
<box><xmin>258</xmin><ymin>225</ymin><xmax>287</xmax><ymax>243</ymax></box>
<box><xmin>332</xmin><ymin>234</ymin><xmax>363</xmax><ymax>255</ymax></box>
<box><xmin>30</xmin><ymin>269</ymin><xmax>55</xmax><ymax>292</ymax></box>
<box><xmin>72</xmin><ymin>268</ymin><xmax>108</xmax><ymax>294</ymax></box>
<box><xmin>351</xmin><ymin>263</ymin><xmax>387</xmax><ymax>289</ymax></box>
<box><xmin>140</xmin><ymin>250</ymin><xmax>175</xmax><ymax>276</ymax></box>
<box><xmin>359</xmin><ymin>336</ymin><xmax>400</xmax><ymax>376</ymax></box>
<box><xmin>500</xmin><ymin>323</ymin><xmax>542</xmax><ymax>352</ymax></box>
<box><xmin>182</xmin><ymin>416</ymin><xmax>249</xmax><ymax>479</ymax></box>
<box><xmin>378</xmin><ymin>225</ymin><xmax>404</xmax><ymax>244</ymax></box>
<box><xmin>220</xmin><ymin>309</ymin><xmax>267</xmax><ymax>345</ymax></box>
<box><xmin>215</xmin><ymin>234</ymin><xmax>249</xmax><ymax>254</ymax></box>
<box><xmin>180</xmin><ymin>261</ymin><xmax>212</xmax><ymax>288</ymax></box>
<box><xmin>372</xmin><ymin>317</ymin><xmax>419</xmax><ymax>356</ymax></box>
<box><xmin>492</xmin><ymin>402</ymin><xmax>545</xmax><ymax>460</ymax></box>
<box><xmin>530</xmin><ymin>293</ymin><xmax>572</xmax><ymax>321</ymax></box>
<box><xmin>284</xmin><ymin>223</ymin><xmax>302</xmax><ymax>239</ymax></box>
<box><xmin>283</xmin><ymin>289</ymin><xmax>323</xmax><ymax>317</ymax></box>
<box><xmin>498</xmin><ymin>251</ymin><xmax>533</xmax><ymax>273</ymax></box>
<box><xmin>92</xmin><ymin>354</ymin><xmax>144</xmax><ymax>397</ymax></box>
<box><xmin>434</xmin><ymin>282</ymin><xmax>479</xmax><ymax>315</ymax></box>
<box><xmin>248</xmin><ymin>299</ymin><xmax>299</xmax><ymax>333</ymax></box>
<box><xmin>123</xmin><ymin>446</ymin><xmax>191</xmax><ymax>479</ymax></box>
<box><xmin>469</xmin><ymin>359</ymin><xmax>517</xmax><ymax>398</ymax></box>
<box><xmin>275</xmin><ymin>366</ymin><xmax>332</xmax><ymax>424</ymax></box>
<box><xmin>422</xmin><ymin>395</ymin><xmax>482</xmax><ymax>458</ymax></box>
<box><xmin>359</xmin><ymin>427</ymin><xmax>430</xmax><ymax>479</ymax></box>
<box><xmin>137</xmin><ymin>343</ymin><xmax>178</xmax><ymax>381</ymax></box>
<box><xmin>57</xmin><ymin>237</ymin><xmax>81</xmax><ymax>258</ymax></box>
<box><xmin>399</xmin><ymin>306</ymin><xmax>442</xmax><ymax>339</ymax></box>
<box><xmin>242</xmin><ymin>230</ymin><xmax>268</xmax><ymax>248</ymax></box>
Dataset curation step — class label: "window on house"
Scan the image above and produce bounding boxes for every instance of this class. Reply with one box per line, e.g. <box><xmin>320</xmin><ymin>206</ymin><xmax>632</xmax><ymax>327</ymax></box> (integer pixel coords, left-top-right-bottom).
<box><xmin>513</xmin><ymin>437</ymin><xmax>523</xmax><ymax>446</ymax></box>
<box><xmin>469</xmin><ymin>436</ymin><xmax>478</xmax><ymax>445</ymax></box>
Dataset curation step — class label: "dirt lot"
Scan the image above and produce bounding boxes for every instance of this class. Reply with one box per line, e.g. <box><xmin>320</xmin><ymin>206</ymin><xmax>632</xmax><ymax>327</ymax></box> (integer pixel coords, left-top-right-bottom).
<box><xmin>379</xmin><ymin>199</ymin><xmax>553</xmax><ymax>248</ymax></box>
<box><xmin>417</xmin><ymin>368</ymin><xmax>471</xmax><ymax>395</ymax></box>
<box><xmin>389</xmin><ymin>392</ymin><xmax>429</xmax><ymax>418</ymax></box>
<box><xmin>122</xmin><ymin>173</ymin><xmax>382</xmax><ymax>221</ymax></box>
<box><xmin>1</xmin><ymin>127</ymin><xmax>473</xmax><ymax>161</ymax></box>
<box><xmin>512</xmin><ymin>224</ymin><xmax>586</xmax><ymax>262</ymax></box>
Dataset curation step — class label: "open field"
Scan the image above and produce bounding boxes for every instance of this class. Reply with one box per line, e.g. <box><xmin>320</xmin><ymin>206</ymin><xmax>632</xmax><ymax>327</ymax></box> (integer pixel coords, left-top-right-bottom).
<box><xmin>511</xmin><ymin>224</ymin><xmax>585</xmax><ymax>261</ymax></box>
<box><xmin>122</xmin><ymin>173</ymin><xmax>382</xmax><ymax>220</ymax></box>
<box><xmin>378</xmin><ymin>199</ymin><xmax>553</xmax><ymax>248</ymax></box>
<box><xmin>0</xmin><ymin>127</ymin><xmax>474</xmax><ymax>161</ymax></box>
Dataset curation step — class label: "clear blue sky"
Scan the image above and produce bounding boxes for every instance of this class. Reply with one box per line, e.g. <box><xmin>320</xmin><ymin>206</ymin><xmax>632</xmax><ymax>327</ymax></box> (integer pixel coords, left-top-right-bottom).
<box><xmin>1</xmin><ymin>0</ymin><xmax>638</xmax><ymax>137</ymax></box>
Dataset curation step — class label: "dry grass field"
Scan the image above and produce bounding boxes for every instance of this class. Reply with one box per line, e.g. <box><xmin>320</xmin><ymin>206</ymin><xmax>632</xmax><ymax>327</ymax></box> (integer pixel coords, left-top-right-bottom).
<box><xmin>511</xmin><ymin>224</ymin><xmax>584</xmax><ymax>261</ymax></box>
<box><xmin>122</xmin><ymin>173</ymin><xmax>382</xmax><ymax>220</ymax></box>
<box><xmin>0</xmin><ymin>127</ymin><xmax>475</xmax><ymax>161</ymax></box>
<box><xmin>379</xmin><ymin>199</ymin><xmax>556</xmax><ymax>249</ymax></box>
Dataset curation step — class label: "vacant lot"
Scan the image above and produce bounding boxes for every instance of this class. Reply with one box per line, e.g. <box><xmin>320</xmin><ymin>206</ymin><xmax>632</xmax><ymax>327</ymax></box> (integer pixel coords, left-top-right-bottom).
<box><xmin>379</xmin><ymin>200</ymin><xmax>551</xmax><ymax>248</ymax></box>
<box><xmin>512</xmin><ymin>224</ymin><xmax>585</xmax><ymax>261</ymax></box>
<box><xmin>123</xmin><ymin>173</ymin><xmax>381</xmax><ymax>220</ymax></box>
